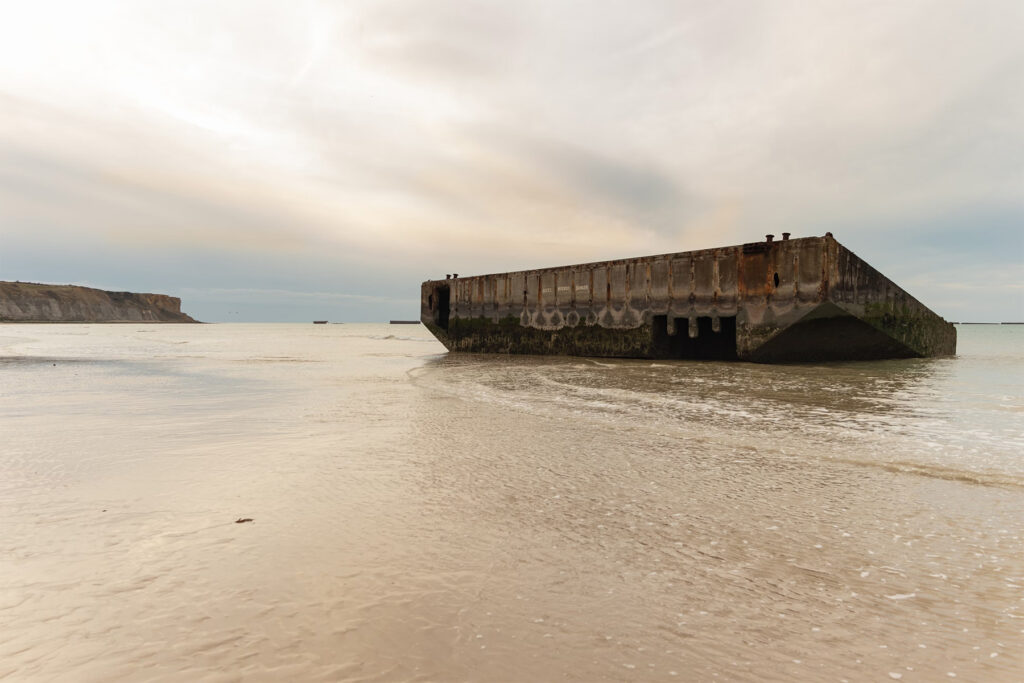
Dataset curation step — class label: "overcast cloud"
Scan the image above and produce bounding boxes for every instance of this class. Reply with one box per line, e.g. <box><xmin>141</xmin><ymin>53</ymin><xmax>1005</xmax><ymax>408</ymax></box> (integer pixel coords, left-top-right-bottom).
<box><xmin>1</xmin><ymin>0</ymin><xmax>1021</xmax><ymax>321</ymax></box>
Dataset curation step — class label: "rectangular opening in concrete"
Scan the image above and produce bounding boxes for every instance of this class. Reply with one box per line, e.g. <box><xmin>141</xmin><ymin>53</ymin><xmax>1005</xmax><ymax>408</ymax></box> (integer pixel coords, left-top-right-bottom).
<box><xmin>651</xmin><ymin>315</ymin><xmax>738</xmax><ymax>360</ymax></box>
<box><xmin>434</xmin><ymin>285</ymin><xmax>450</xmax><ymax>330</ymax></box>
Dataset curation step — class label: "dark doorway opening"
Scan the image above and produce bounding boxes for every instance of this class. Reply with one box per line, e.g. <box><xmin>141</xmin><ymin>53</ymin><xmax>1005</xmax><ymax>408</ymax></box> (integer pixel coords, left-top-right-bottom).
<box><xmin>651</xmin><ymin>315</ymin><xmax>738</xmax><ymax>360</ymax></box>
<box><xmin>434</xmin><ymin>285</ymin><xmax>450</xmax><ymax>330</ymax></box>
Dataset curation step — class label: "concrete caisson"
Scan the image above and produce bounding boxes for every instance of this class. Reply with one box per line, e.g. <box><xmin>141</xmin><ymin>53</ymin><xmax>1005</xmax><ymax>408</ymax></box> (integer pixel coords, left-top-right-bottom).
<box><xmin>421</xmin><ymin>235</ymin><xmax>956</xmax><ymax>362</ymax></box>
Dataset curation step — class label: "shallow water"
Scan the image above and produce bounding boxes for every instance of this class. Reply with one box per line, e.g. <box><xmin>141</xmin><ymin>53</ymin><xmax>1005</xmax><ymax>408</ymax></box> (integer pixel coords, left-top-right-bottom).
<box><xmin>1</xmin><ymin>323</ymin><xmax>1021</xmax><ymax>681</ymax></box>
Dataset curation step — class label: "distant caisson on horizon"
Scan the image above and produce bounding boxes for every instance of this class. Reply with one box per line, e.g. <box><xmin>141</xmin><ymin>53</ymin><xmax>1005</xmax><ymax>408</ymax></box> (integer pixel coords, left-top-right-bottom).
<box><xmin>420</xmin><ymin>234</ymin><xmax>956</xmax><ymax>363</ymax></box>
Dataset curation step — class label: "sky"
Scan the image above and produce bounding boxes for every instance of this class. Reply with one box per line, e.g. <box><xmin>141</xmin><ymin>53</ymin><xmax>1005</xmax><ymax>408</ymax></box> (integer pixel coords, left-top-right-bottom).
<box><xmin>1</xmin><ymin>0</ymin><xmax>1021</xmax><ymax>322</ymax></box>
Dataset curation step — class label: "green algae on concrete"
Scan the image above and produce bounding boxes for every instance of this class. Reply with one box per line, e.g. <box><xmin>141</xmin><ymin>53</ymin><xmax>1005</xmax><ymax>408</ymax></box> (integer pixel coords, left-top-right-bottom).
<box><xmin>860</xmin><ymin>300</ymin><xmax>957</xmax><ymax>357</ymax></box>
<box><xmin>446</xmin><ymin>315</ymin><xmax>656</xmax><ymax>358</ymax></box>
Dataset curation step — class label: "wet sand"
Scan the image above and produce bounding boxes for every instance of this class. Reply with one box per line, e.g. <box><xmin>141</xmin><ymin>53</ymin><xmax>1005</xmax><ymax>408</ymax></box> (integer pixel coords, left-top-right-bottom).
<box><xmin>1</xmin><ymin>324</ymin><xmax>1021</xmax><ymax>681</ymax></box>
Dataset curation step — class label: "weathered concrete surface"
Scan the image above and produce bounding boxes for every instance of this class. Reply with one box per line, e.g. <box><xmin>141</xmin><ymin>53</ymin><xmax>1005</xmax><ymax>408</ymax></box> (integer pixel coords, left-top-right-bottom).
<box><xmin>421</xmin><ymin>235</ymin><xmax>956</xmax><ymax>362</ymax></box>
<box><xmin>0</xmin><ymin>282</ymin><xmax>197</xmax><ymax>323</ymax></box>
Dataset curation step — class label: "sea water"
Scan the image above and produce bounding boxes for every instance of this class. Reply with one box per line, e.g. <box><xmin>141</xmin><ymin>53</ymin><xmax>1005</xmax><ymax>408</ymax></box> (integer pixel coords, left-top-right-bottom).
<box><xmin>1</xmin><ymin>323</ymin><xmax>1021</xmax><ymax>681</ymax></box>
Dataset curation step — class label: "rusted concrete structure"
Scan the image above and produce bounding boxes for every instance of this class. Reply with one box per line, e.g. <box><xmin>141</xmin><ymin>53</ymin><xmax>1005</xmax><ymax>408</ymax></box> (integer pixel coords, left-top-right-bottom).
<box><xmin>420</xmin><ymin>234</ymin><xmax>955</xmax><ymax>362</ymax></box>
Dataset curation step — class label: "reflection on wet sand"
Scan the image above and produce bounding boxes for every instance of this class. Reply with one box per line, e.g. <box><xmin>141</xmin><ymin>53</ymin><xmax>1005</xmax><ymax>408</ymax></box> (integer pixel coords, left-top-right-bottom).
<box><xmin>0</xmin><ymin>323</ymin><xmax>1021</xmax><ymax>681</ymax></box>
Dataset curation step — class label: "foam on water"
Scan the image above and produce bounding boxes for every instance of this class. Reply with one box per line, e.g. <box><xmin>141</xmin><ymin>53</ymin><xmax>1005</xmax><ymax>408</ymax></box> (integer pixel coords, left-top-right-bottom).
<box><xmin>413</xmin><ymin>326</ymin><xmax>1024</xmax><ymax>488</ymax></box>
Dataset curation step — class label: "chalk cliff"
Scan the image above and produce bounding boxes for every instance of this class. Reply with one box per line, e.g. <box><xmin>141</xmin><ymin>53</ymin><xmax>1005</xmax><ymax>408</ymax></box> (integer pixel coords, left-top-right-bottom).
<box><xmin>0</xmin><ymin>282</ymin><xmax>198</xmax><ymax>323</ymax></box>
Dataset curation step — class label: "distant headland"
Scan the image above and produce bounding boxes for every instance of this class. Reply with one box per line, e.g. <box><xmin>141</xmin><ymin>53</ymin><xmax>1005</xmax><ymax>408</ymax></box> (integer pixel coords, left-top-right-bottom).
<box><xmin>0</xmin><ymin>281</ymin><xmax>197</xmax><ymax>323</ymax></box>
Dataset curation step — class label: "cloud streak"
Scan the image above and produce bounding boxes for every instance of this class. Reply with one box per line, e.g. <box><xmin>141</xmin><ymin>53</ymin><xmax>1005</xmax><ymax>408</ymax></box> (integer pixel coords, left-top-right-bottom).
<box><xmin>1</xmin><ymin>0</ymin><xmax>1021</xmax><ymax>320</ymax></box>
